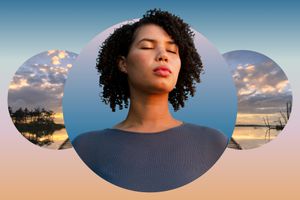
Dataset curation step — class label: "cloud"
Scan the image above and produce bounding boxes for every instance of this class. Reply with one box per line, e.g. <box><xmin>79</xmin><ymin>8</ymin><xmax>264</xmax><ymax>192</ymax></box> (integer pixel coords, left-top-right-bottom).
<box><xmin>223</xmin><ymin>50</ymin><xmax>292</xmax><ymax>115</ymax></box>
<box><xmin>51</xmin><ymin>56</ymin><xmax>61</xmax><ymax>65</ymax></box>
<box><xmin>238</xmin><ymin>92</ymin><xmax>292</xmax><ymax>114</ymax></box>
<box><xmin>8</xmin><ymin>86</ymin><xmax>60</xmax><ymax>112</ymax></box>
<box><xmin>234</xmin><ymin>61</ymin><xmax>291</xmax><ymax>96</ymax></box>
<box><xmin>9</xmin><ymin>77</ymin><xmax>29</xmax><ymax>90</ymax></box>
<box><xmin>8</xmin><ymin>50</ymin><xmax>78</xmax><ymax>114</ymax></box>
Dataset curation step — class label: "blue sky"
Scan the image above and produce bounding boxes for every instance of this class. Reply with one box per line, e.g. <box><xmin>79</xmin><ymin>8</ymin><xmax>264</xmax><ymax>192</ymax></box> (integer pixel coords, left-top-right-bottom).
<box><xmin>1</xmin><ymin>0</ymin><xmax>299</xmax><ymax>56</ymax></box>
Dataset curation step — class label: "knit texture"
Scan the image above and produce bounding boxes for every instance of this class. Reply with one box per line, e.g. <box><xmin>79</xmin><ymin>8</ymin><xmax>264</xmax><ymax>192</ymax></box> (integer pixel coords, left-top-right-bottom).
<box><xmin>73</xmin><ymin>123</ymin><xmax>228</xmax><ymax>192</ymax></box>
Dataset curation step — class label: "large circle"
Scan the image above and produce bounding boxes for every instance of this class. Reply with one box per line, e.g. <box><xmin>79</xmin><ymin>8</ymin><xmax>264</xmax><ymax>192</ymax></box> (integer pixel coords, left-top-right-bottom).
<box><xmin>63</xmin><ymin>21</ymin><xmax>237</xmax><ymax>191</ymax></box>
<box><xmin>63</xmin><ymin>22</ymin><xmax>237</xmax><ymax>141</ymax></box>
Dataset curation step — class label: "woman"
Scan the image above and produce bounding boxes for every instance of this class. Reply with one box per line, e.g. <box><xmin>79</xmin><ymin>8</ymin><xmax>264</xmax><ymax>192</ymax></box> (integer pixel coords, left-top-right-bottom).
<box><xmin>73</xmin><ymin>9</ymin><xmax>228</xmax><ymax>192</ymax></box>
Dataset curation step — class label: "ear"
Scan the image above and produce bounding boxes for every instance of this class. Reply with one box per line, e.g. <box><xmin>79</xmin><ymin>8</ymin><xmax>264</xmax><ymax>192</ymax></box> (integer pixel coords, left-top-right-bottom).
<box><xmin>118</xmin><ymin>56</ymin><xmax>128</xmax><ymax>74</ymax></box>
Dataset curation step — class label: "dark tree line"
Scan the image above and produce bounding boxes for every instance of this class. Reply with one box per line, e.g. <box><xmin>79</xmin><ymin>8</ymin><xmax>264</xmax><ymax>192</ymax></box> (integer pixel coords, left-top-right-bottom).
<box><xmin>8</xmin><ymin>106</ymin><xmax>55</xmax><ymax>124</ymax></box>
<box><xmin>9</xmin><ymin>106</ymin><xmax>64</xmax><ymax>147</ymax></box>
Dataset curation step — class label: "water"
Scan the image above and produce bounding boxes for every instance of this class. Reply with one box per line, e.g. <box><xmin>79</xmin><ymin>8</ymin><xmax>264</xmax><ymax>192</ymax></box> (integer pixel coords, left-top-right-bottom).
<box><xmin>23</xmin><ymin>128</ymin><xmax>69</xmax><ymax>150</ymax></box>
<box><xmin>232</xmin><ymin>126</ymin><xmax>281</xmax><ymax>149</ymax></box>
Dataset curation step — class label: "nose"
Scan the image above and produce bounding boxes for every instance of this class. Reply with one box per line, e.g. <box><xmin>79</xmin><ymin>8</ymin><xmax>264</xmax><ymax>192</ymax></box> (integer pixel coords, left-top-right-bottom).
<box><xmin>155</xmin><ymin>49</ymin><xmax>168</xmax><ymax>62</ymax></box>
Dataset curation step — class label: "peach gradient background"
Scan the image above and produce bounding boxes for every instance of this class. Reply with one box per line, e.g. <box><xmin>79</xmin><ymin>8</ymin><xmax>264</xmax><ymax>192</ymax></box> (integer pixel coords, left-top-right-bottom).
<box><xmin>1</xmin><ymin>77</ymin><xmax>299</xmax><ymax>199</ymax></box>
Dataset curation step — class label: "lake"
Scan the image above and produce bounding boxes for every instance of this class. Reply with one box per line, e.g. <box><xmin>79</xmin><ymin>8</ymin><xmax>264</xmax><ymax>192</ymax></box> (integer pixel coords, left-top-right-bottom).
<box><xmin>23</xmin><ymin>128</ymin><xmax>69</xmax><ymax>150</ymax></box>
<box><xmin>232</xmin><ymin>126</ymin><xmax>281</xmax><ymax>149</ymax></box>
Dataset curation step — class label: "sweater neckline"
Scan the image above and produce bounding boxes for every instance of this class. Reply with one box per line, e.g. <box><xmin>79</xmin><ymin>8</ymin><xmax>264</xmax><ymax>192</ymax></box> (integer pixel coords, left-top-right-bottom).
<box><xmin>107</xmin><ymin>122</ymin><xmax>186</xmax><ymax>135</ymax></box>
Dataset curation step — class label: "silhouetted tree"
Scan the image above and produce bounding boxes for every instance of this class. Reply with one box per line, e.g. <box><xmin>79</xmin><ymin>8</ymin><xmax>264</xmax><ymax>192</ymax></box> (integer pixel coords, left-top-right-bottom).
<box><xmin>8</xmin><ymin>106</ymin><xmax>62</xmax><ymax>147</ymax></box>
<box><xmin>14</xmin><ymin>107</ymin><xmax>25</xmax><ymax>123</ymax></box>
<box><xmin>24</xmin><ymin>108</ymin><xmax>29</xmax><ymax>123</ymax></box>
<box><xmin>8</xmin><ymin>106</ymin><xmax>13</xmax><ymax>118</ymax></box>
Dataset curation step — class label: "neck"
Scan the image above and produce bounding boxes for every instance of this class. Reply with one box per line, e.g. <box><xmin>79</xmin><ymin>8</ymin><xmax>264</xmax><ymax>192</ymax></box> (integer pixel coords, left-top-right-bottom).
<box><xmin>114</xmin><ymin>87</ymin><xmax>182</xmax><ymax>132</ymax></box>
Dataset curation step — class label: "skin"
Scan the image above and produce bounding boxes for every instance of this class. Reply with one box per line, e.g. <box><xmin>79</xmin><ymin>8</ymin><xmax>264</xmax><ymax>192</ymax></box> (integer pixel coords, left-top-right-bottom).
<box><xmin>114</xmin><ymin>24</ymin><xmax>183</xmax><ymax>133</ymax></box>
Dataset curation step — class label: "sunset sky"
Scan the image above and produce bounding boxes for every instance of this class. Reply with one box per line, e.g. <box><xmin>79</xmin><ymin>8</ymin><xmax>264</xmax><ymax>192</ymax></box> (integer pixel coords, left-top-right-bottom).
<box><xmin>223</xmin><ymin>50</ymin><xmax>292</xmax><ymax>125</ymax></box>
<box><xmin>8</xmin><ymin>50</ymin><xmax>78</xmax><ymax>124</ymax></box>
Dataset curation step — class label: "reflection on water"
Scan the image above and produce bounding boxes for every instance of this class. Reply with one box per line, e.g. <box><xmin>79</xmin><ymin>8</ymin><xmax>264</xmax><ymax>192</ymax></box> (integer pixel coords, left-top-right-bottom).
<box><xmin>23</xmin><ymin>128</ymin><xmax>68</xmax><ymax>150</ymax></box>
<box><xmin>233</xmin><ymin>126</ymin><xmax>281</xmax><ymax>149</ymax></box>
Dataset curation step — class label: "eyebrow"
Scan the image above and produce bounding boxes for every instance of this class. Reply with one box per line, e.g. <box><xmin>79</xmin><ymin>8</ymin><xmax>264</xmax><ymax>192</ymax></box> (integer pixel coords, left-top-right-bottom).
<box><xmin>137</xmin><ymin>38</ymin><xmax>176</xmax><ymax>45</ymax></box>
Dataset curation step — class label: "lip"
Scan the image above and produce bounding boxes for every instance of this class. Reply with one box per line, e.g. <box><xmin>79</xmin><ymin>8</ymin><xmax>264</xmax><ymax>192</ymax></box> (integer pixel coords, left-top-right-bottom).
<box><xmin>153</xmin><ymin>66</ymin><xmax>172</xmax><ymax>77</ymax></box>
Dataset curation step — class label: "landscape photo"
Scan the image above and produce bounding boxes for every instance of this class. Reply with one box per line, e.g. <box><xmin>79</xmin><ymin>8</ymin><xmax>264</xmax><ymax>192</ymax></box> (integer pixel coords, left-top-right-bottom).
<box><xmin>224</xmin><ymin>50</ymin><xmax>292</xmax><ymax>150</ymax></box>
<box><xmin>8</xmin><ymin>50</ymin><xmax>78</xmax><ymax>149</ymax></box>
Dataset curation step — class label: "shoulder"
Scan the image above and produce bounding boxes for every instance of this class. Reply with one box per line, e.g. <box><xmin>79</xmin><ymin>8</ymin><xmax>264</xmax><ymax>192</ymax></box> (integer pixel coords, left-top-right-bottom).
<box><xmin>181</xmin><ymin>123</ymin><xmax>228</xmax><ymax>147</ymax></box>
<box><xmin>72</xmin><ymin>129</ymin><xmax>114</xmax><ymax>167</ymax></box>
<box><xmin>179</xmin><ymin>123</ymin><xmax>228</xmax><ymax>163</ymax></box>
<box><xmin>73</xmin><ymin>129</ymin><xmax>108</xmax><ymax>146</ymax></box>
<box><xmin>72</xmin><ymin>129</ymin><xmax>116</xmax><ymax>155</ymax></box>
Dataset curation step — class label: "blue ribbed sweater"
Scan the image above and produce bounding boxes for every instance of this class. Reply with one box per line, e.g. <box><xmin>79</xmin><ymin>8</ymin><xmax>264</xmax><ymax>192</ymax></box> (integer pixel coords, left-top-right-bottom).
<box><xmin>73</xmin><ymin>123</ymin><xmax>228</xmax><ymax>192</ymax></box>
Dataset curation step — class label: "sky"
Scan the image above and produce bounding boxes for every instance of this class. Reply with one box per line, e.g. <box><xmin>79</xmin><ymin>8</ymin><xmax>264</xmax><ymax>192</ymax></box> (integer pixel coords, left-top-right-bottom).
<box><xmin>223</xmin><ymin>50</ymin><xmax>292</xmax><ymax>125</ymax></box>
<box><xmin>7</xmin><ymin>50</ymin><xmax>78</xmax><ymax>124</ymax></box>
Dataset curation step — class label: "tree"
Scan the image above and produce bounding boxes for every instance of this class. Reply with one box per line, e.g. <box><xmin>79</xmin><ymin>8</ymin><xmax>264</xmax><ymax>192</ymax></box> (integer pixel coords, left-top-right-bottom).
<box><xmin>14</xmin><ymin>107</ymin><xmax>25</xmax><ymax>123</ymax></box>
<box><xmin>8</xmin><ymin>106</ymin><xmax>13</xmax><ymax>118</ymax></box>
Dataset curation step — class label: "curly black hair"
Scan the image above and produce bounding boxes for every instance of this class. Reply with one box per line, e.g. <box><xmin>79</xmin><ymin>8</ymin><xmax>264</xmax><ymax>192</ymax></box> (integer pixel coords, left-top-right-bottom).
<box><xmin>96</xmin><ymin>9</ymin><xmax>203</xmax><ymax>112</ymax></box>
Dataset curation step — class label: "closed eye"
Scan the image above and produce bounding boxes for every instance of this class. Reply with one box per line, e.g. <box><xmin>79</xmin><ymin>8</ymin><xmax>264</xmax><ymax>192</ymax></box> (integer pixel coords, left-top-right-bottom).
<box><xmin>140</xmin><ymin>47</ymin><xmax>153</xmax><ymax>49</ymax></box>
<box><xmin>167</xmin><ymin>50</ymin><xmax>177</xmax><ymax>54</ymax></box>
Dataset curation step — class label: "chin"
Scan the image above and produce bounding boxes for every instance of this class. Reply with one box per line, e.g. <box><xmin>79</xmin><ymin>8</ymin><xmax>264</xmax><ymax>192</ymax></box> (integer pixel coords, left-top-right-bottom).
<box><xmin>151</xmin><ymin>85</ymin><xmax>174</xmax><ymax>94</ymax></box>
<box><xmin>139</xmin><ymin>80</ymin><xmax>175</xmax><ymax>94</ymax></box>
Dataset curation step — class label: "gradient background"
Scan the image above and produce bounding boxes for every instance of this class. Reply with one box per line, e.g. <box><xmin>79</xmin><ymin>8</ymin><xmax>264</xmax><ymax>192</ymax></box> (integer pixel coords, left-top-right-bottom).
<box><xmin>1</xmin><ymin>1</ymin><xmax>299</xmax><ymax>199</ymax></box>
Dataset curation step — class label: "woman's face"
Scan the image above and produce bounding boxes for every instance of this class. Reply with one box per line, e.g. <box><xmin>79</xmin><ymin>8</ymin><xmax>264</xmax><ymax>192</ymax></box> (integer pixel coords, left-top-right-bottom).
<box><xmin>119</xmin><ymin>24</ymin><xmax>181</xmax><ymax>95</ymax></box>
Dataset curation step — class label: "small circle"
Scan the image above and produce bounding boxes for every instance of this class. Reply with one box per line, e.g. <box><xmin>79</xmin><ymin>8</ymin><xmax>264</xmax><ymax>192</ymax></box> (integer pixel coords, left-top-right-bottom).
<box><xmin>223</xmin><ymin>50</ymin><xmax>293</xmax><ymax>150</ymax></box>
<box><xmin>7</xmin><ymin>50</ymin><xmax>78</xmax><ymax>150</ymax></box>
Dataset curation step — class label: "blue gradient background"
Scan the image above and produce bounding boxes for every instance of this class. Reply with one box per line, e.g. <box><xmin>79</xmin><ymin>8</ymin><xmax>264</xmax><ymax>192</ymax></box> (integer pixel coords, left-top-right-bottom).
<box><xmin>1</xmin><ymin>1</ymin><xmax>300</xmax><ymax>200</ymax></box>
<box><xmin>63</xmin><ymin>22</ymin><xmax>237</xmax><ymax>141</ymax></box>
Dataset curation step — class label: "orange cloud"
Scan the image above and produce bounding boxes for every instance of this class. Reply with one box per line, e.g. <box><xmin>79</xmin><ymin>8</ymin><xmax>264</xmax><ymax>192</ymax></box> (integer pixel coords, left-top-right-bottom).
<box><xmin>58</xmin><ymin>51</ymin><xmax>67</xmax><ymax>59</ymax></box>
<box><xmin>51</xmin><ymin>56</ymin><xmax>61</xmax><ymax>65</ymax></box>
<box><xmin>276</xmin><ymin>80</ymin><xmax>289</xmax><ymax>92</ymax></box>
<box><xmin>261</xmin><ymin>85</ymin><xmax>276</xmax><ymax>93</ymax></box>
<box><xmin>245</xmin><ymin>65</ymin><xmax>255</xmax><ymax>72</ymax></box>
<box><xmin>47</xmin><ymin>50</ymin><xmax>56</xmax><ymax>55</ymax></box>
<box><xmin>66</xmin><ymin>64</ymin><xmax>72</xmax><ymax>68</ymax></box>
<box><xmin>9</xmin><ymin>78</ymin><xmax>29</xmax><ymax>90</ymax></box>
